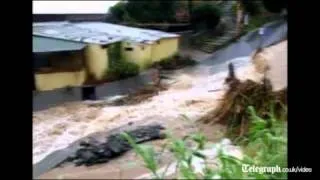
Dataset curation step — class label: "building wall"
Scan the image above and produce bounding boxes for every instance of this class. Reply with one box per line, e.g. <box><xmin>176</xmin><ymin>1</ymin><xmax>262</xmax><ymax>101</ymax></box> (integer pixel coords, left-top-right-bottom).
<box><xmin>84</xmin><ymin>44</ymin><xmax>109</xmax><ymax>80</ymax></box>
<box><xmin>33</xmin><ymin>38</ymin><xmax>179</xmax><ymax>92</ymax></box>
<box><xmin>33</xmin><ymin>69</ymin><xmax>156</xmax><ymax>112</ymax></box>
<box><xmin>34</xmin><ymin>44</ymin><xmax>109</xmax><ymax>91</ymax></box>
<box><xmin>121</xmin><ymin>42</ymin><xmax>152</xmax><ymax>70</ymax></box>
<box><xmin>151</xmin><ymin>38</ymin><xmax>179</xmax><ymax>62</ymax></box>
<box><xmin>34</xmin><ymin>51</ymin><xmax>87</xmax><ymax>91</ymax></box>
<box><xmin>122</xmin><ymin>38</ymin><xmax>179</xmax><ymax>69</ymax></box>
<box><xmin>35</xmin><ymin>69</ymin><xmax>86</xmax><ymax>91</ymax></box>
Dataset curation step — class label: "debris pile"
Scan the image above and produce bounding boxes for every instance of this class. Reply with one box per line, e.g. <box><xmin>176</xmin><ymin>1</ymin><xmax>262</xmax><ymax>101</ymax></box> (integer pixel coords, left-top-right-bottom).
<box><xmin>199</xmin><ymin>63</ymin><xmax>287</xmax><ymax>137</ymax></box>
<box><xmin>110</xmin><ymin>84</ymin><xmax>168</xmax><ymax>106</ymax></box>
<box><xmin>61</xmin><ymin>124</ymin><xmax>166</xmax><ymax>167</ymax></box>
<box><xmin>152</xmin><ymin>54</ymin><xmax>198</xmax><ymax>70</ymax></box>
<box><xmin>87</xmin><ymin>83</ymin><xmax>168</xmax><ymax>107</ymax></box>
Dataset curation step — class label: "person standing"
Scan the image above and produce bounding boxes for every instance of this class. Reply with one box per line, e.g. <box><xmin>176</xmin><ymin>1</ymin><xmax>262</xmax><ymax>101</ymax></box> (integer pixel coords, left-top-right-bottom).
<box><xmin>259</xmin><ymin>27</ymin><xmax>265</xmax><ymax>49</ymax></box>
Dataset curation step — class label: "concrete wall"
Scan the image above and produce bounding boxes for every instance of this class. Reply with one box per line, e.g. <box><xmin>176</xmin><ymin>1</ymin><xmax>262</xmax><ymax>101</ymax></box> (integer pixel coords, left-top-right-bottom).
<box><xmin>35</xmin><ymin>69</ymin><xmax>86</xmax><ymax>91</ymax></box>
<box><xmin>34</xmin><ymin>38</ymin><xmax>178</xmax><ymax>92</ymax></box>
<box><xmin>33</xmin><ymin>69</ymin><xmax>155</xmax><ymax>112</ymax></box>
<box><xmin>122</xmin><ymin>38</ymin><xmax>179</xmax><ymax>69</ymax></box>
<box><xmin>35</xmin><ymin>51</ymin><xmax>87</xmax><ymax>91</ymax></box>
<box><xmin>34</xmin><ymin>44</ymin><xmax>109</xmax><ymax>91</ymax></box>
<box><xmin>122</xmin><ymin>42</ymin><xmax>152</xmax><ymax>70</ymax></box>
<box><xmin>176</xmin><ymin>31</ymin><xmax>193</xmax><ymax>49</ymax></box>
<box><xmin>151</xmin><ymin>38</ymin><xmax>179</xmax><ymax>62</ymax></box>
<box><xmin>84</xmin><ymin>44</ymin><xmax>109</xmax><ymax>80</ymax></box>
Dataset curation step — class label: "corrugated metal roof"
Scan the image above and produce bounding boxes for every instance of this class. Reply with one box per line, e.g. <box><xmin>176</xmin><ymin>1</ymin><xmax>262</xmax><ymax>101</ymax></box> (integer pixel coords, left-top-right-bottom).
<box><xmin>33</xmin><ymin>21</ymin><xmax>179</xmax><ymax>45</ymax></box>
<box><xmin>33</xmin><ymin>22</ymin><xmax>124</xmax><ymax>45</ymax></box>
<box><xmin>33</xmin><ymin>36</ymin><xmax>86</xmax><ymax>53</ymax></box>
<box><xmin>74</xmin><ymin>22</ymin><xmax>180</xmax><ymax>44</ymax></box>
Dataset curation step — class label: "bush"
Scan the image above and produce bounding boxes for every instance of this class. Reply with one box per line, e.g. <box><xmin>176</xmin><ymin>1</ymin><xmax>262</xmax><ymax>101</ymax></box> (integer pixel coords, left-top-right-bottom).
<box><xmin>243</xmin><ymin>15</ymin><xmax>271</xmax><ymax>33</ymax></box>
<box><xmin>105</xmin><ymin>42</ymin><xmax>139</xmax><ymax>80</ymax></box>
<box><xmin>191</xmin><ymin>3</ymin><xmax>222</xmax><ymax>30</ymax></box>
<box><xmin>107</xmin><ymin>60</ymin><xmax>140</xmax><ymax>80</ymax></box>
<box><xmin>152</xmin><ymin>54</ymin><xmax>197</xmax><ymax>70</ymax></box>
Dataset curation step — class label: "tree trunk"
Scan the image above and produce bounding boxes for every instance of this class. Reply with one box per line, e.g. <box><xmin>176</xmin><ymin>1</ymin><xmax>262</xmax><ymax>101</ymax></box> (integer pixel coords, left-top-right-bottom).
<box><xmin>188</xmin><ymin>0</ymin><xmax>192</xmax><ymax>22</ymax></box>
<box><xmin>236</xmin><ymin>1</ymin><xmax>244</xmax><ymax>36</ymax></box>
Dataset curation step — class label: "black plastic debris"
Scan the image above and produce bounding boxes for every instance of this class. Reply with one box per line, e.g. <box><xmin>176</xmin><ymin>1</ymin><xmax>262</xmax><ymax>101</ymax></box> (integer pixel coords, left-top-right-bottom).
<box><xmin>62</xmin><ymin>124</ymin><xmax>166</xmax><ymax>167</ymax></box>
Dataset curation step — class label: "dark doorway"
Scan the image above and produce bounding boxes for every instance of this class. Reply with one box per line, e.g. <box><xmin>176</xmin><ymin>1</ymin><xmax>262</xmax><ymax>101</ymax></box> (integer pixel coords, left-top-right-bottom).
<box><xmin>32</xmin><ymin>74</ymin><xmax>36</xmax><ymax>91</ymax></box>
<box><xmin>82</xmin><ymin>86</ymin><xmax>97</xmax><ymax>100</ymax></box>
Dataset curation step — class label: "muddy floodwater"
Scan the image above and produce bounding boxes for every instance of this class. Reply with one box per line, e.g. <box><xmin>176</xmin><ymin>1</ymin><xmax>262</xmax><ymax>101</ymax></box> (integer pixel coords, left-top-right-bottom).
<box><xmin>33</xmin><ymin>55</ymin><xmax>261</xmax><ymax>165</ymax></box>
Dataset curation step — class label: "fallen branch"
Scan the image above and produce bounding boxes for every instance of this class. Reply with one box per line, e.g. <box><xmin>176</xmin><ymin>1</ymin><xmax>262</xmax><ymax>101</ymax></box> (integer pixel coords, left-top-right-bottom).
<box><xmin>198</xmin><ymin>63</ymin><xmax>287</xmax><ymax>138</ymax></box>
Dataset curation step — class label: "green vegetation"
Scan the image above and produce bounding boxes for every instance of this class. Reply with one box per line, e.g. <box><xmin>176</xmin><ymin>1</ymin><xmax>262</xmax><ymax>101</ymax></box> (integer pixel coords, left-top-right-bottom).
<box><xmin>109</xmin><ymin>2</ymin><xmax>127</xmax><ymax>22</ymax></box>
<box><xmin>106</xmin><ymin>60</ymin><xmax>140</xmax><ymax>80</ymax></box>
<box><xmin>105</xmin><ymin>44</ymin><xmax>196</xmax><ymax>81</ymax></box>
<box><xmin>151</xmin><ymin>53</ymin><xmax>198</xmax><ymax>70</ymax></box>
<box><xmin>191</xmin><ymin>3</ymin><xmax>222</xmax><ymax>31</ymax></box>
<box><xmin>121</xmin><ymin>105</ymin><xmax>287</xmax><ymax>179</ymax></box>
<box><xmin>231</xmin><ymin>2</ymin><xmax>238</xmax><ymax>15</ymax></box>
<box><xmin>121</xmin><ymin>70</ymin><xmax>287</xmax><ymax>178</ymax></box>
<box><xmin>109</xmin><ymin>1</ymin><xmax>177</xmax><ymax>23</ymax></box>
<box><xmin>243</xmin><ymin>15</ymin><xmax>273</xmax><ymax>33</ymax></box>
<box><xmin>121</xmin><ymin>133</ymin><xmax>161</xmax><ymax>178</ymax></box>
<box><xmin>106</xmin><ymin>42</ymin><xmax>140</xmax><ymax>80</ymax></box>
<box><xmin>108</xmin><ymin>42</ymin><xmax>122</xmax><ymax>63</ymax></box>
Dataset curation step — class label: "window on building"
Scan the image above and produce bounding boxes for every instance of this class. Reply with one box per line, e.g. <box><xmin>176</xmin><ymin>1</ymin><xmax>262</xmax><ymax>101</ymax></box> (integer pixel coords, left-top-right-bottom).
<box><xmin>125</xmin><ymin>47</ymin><xmax>133</xmax><ymax>51</ymax></box>
<box><xmin>101</xmin><ymin>44</ymin><xmax>108</xmax><ymax>49</ymax></box>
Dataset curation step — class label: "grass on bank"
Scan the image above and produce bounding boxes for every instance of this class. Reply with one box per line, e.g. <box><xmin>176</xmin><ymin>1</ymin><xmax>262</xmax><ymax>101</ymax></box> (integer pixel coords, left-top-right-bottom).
<box><xmin>121</xmin><ymin>105</ymin><xmax>287</xmax><ymax>179</ymax></box>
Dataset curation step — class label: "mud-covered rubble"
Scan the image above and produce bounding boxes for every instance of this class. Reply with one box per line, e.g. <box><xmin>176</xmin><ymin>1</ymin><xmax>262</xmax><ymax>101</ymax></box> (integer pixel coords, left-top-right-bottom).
<box><xmin>59</xmin><ymin>124</ymin><xmax>166</xmax><ymax>167</ymax></box>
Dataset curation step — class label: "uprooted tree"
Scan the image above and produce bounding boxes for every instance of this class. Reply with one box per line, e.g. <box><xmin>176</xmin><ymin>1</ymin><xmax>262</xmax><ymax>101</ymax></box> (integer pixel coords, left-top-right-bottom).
<box><xmin>199</xmin><ymin>63</ymin><xmax>287</xmax><ymax>138</ymax></box>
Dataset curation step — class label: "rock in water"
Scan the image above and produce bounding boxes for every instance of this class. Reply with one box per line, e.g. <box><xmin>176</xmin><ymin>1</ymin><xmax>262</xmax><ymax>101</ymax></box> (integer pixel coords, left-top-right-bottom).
<box><xmin>62</xmin><ymin>124</ymin><xmax>166</xmax><ymax>166</ymax></box>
